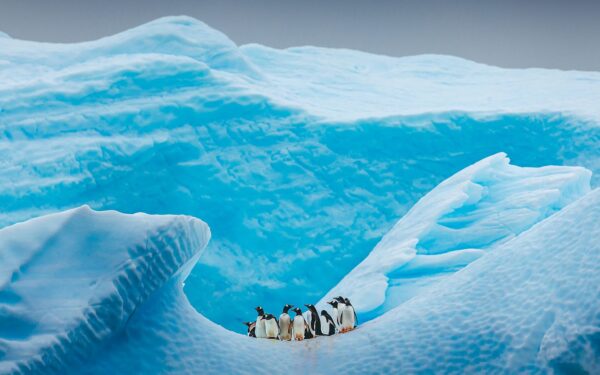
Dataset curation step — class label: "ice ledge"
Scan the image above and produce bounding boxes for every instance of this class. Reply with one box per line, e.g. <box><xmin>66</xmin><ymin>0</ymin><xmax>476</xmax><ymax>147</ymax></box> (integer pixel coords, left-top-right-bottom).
<box><xmin>0</xmin><ymin>206</ymin><xmax>211</xmax><ymax>374</ymax></box>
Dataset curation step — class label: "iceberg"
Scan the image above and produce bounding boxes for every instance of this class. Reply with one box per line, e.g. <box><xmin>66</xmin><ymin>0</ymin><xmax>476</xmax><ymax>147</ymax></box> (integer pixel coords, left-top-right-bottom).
<box><xmin>1</xmin><ymin>16</ymin><xmax>600</xmax><ymax>330</ymax></box>
<box><xmin>1</xmin><ymin>175</ymin><xmax>599</xmax><ymax>374</ymax></box>
<box><xmin>1</xmin><ymin>16</ymin><xmax>600</xmax><ymax>373</ymax></box>
<box><xmin>320</xmin><ymin>152</ymin><xmax>591</xmax><ymax>320</ymax></box>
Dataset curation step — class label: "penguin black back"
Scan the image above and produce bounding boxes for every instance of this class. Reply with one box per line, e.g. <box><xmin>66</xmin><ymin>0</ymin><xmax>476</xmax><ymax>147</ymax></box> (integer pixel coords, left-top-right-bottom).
<box><xmin>305</xmin><ymin>304</ymin><xmax>323</xmax><ymax>336</ymax></box>
<box><xmin>320</xmin><ymin>310</ymin><xmax>336</xmax><ymax>336</ymax></box>
<box><xmin>243</xmin><ymin>321</ymin><xmax>256</xmax><ymax>337</ymax></box>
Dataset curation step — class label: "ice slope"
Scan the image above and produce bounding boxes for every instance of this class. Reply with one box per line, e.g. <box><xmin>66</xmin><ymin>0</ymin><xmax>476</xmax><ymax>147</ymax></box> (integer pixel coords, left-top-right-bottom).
<box><xmin>0</xmin><ymin>206</ymin><xmax>210</xmax><ymax>374</ymax></box>
<box><xmin>320</xmin><ymin>152</ymin><xmax>591</xmax><ymax>320</ymax></box>
<box><xmin>1</xmin><ymin>181</ymin><xmax>595</xmax><ymax>374</ymax></box>
<box><xmin>2</xmin><ymin>16</ymin><xmax>600</xmax><ymax>331</ymax></box>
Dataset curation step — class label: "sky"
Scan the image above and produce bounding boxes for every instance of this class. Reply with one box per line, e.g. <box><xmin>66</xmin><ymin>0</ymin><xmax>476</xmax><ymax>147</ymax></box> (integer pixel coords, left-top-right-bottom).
<box><xmin>1</xmin><ymin>0</ymin><xmax>599</xmax><ymax>71</ymax></box>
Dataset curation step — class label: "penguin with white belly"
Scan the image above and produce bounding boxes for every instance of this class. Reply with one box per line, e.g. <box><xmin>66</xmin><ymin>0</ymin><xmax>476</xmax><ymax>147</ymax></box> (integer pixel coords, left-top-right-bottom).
<box><xmin>279</xmin><ymin>304</ymin><xmax>293</xmax><ymax>341</ymax></box>
<box><xmin>243</xmin><ymin>321</ymin><xmax>256</xmax><ymax>337</ymax></box>
<box><xmin>291</xmin><ymin>307</ymin><xmax>308</xmax><ymax>341</ymax></box>
<box><xmin>305</xmin><ymin>304</ymin><xmax>323</xmax><ymax>336</ymax></box>
<box><xmin>334</xmin><ymin>297</ymin><xmax>347</xmax><ymax>327</ymax></box>
<box><xmin>264</xmin><ymin>314</ymin><xmax>279</xmax><ymax>339</ymax></box>
<box><xmin>320</xmin><ymin>310</ymin><xmax>336</xmax><ymax>336</ymax></box>
<box><xmin>254</xmin><ymin>306</ymin><xmax>267</xmax><ymax>338</ymax></box>
<box><xmin>340</xmin><ymin>298</ymin><xmax>357</xmax><ymax>333</ymax></box>
<box><xmin>327</xmin><ymin>300</ymin><xmax>340</xmax><ymax>328</ymax></box>
<box><xmin>344</xmin><ymin>298</ymin><xmax>358</xmax><ymax>329</ymax></box>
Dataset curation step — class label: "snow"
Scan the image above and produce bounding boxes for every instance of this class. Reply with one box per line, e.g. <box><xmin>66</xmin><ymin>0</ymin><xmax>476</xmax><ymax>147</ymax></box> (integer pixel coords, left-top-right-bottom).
<box><xmin>319</xmin><ymin>152</ymin><xmax>591</xmax><ymax>320</ymax></box>
<box><xmin>0</xmin><ymin>15</ymin><xmax>600</xmax><ymax>373</ymax></box>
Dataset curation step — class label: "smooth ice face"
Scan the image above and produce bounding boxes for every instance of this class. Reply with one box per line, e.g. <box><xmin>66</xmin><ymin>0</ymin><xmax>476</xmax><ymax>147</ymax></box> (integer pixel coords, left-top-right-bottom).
<box><xmin>0</xmin><ymin>207</ymin><xmax>210</xmax><ymax>374</ymax></box>
<box><xmin>1</xmin><ymin>16</ymin><xmax>600</xmax><ymax>332</ymax></box>
<box><xmin>320</xmin><ymin>153</ymin><xmax>591</xmax><ymax>320</ymax></box>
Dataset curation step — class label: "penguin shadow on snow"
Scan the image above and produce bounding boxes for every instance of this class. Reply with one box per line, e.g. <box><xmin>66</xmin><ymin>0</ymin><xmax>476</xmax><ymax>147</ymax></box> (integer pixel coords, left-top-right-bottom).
<box><xmin>244</xmin><ymin>297</ymin><xmax>358</xmax><ymax>342</ymax></box>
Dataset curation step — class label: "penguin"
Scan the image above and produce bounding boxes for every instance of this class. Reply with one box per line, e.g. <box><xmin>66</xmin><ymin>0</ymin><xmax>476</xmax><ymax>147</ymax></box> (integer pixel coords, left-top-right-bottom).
<box><xmin>333</xmin><ymin>297</ymin><xmax>347</xmax><ymax>327</ymax></box>
<box><xmin>340</xmin><ymin>298</ymin><xmax>357</xmax><ymax>333</ymax></box>
<box><xmin>345</xmin><ymin>298</ymin><xmax>358</xmax><ymax>328</ymax></box>
<box><xmin>327</xmin><ymin>300</ymin><xmax>340</xmax><ymax>328</ymax></box>
<box><xmin>305</xmin><ymin>304</ymin><xmax>323</xmax><ymax>336</ymax></box>
<box><xmin>292</xmin><ymin>307</ymin><xmax>307</xmax><ymax>341</ymax></box>
<box><xmin>254</xmin><ymin>306</ymin><xmax>267</xmax><ymax>338</ymax></box>
<box><xmin>243</xmin><ymin>321</ymin><xmax>256</xmax><ymax>337</ymax></box>
<box><xmin>264</xmin><ymin>313</ymin><xmax>279</xmax><ymax>339</ymax></box>
<box><xmin>279</xmin><ymin>304</ymin><xmax>293</xmax><ymax>341</ymax></box>
<box><xmin>320</xmin><ymin>310</ymin><xmax>336</xmax><ymax>336</ymax></box>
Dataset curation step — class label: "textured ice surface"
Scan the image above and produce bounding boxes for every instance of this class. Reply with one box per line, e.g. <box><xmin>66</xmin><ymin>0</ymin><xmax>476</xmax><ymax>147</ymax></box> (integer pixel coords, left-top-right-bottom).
<box><xmin>83</xmin><ymin>187</ymin><xmax>600</xmax><ymax>374</ymax></box>
<box><xmin>2</xmin><ymin>186</ymin><xmax>598</xmax><ymax>374</ymax></box>
<box><xmin>320</xmin><ymin>153</ymin><xmax>591</xmax><ymax>320</ymax></box>
<box><xmin>0</xmin><ymin>207</ymin><xmax>210</xmax><ymax>374</ymax></box>
<box><xmin>1</xmin><ymin>16</ymin><xmax>600</xmax><ymax>332</ymax></box>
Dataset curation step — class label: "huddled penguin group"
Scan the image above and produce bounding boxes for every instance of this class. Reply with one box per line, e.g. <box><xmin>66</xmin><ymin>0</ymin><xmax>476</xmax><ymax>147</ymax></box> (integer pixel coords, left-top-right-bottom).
<box><xmin>243</xmin><ymin>296</ymin><xmax>357</xmax><ymax>340</ymax></box>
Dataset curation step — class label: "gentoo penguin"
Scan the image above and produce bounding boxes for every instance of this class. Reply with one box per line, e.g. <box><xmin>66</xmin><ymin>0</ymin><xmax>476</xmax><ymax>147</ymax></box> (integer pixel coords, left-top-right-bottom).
<box><xmin>320</xmin><ymin>310</ymin><xmax>336</xmax><ymax>336</ymax></box>
<box><xmin>255</xmin><ymin>306</ymin><xmax>267</xmax><ymax>338</ymax></box>
<box><xmin>243</xmin><ymin>321</ymin><xmax>256</xmax><ymax>337</ymax></box>
<box><xmin>291</xmin><ymin>308</ymin><xmax>307</xmax><ymax>341</ymax></box>
<box><xmin>279</xmin><ymin>304</ymin><xmax>293</xmax><ymax>341</ymax></box>
<box><xmin>333</xmin><ymin>297</ymin><xmax>347</xmax><ymax>327</ymax></box>
<box><xmin>327</xmin><ymin>300</ymin><xmax>340</xmax><ymax>328</ymax></box>
<box><xmin>264</xmin><ymin>314</ymin><xmax>279</xmax><ymax>339</ymax></box>
<box><xmin>340</xmin><ymin>298</ymin><xmax>357</xmax><ymax>333</ymax></box>
<box><xmin>305</xmin><ymin>304</ymin><xmax>323</xmax><ymax>336</ymax></box>
<box><xmin>345</xmin><ymin>298</ymin><xmax>358</xmax><ymax>328</ymax></box>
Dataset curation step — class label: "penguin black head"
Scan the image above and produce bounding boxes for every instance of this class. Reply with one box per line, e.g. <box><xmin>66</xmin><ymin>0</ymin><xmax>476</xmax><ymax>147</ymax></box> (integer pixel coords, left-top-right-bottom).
<box><xmin>335</xmin><ymin>296</ymin><xmax>345</xmax><ymax>303</ymax></box>
<box><xmin>255</xmin><ymin>306</ymin><xmax>264</xmax><ymax>316</ymax></box>
<box><xmin>344</xmin><ymin>298</ymin><xmax>352</xmax><ymax>306</ymax></box>
<box><xmin>282</xmin><ymin>304</ymin><xmax>293</xmax><ymax>313</ymax></box>
<box><xmin>264</xmin><ymin>313</ymin><xmax>274</xmax><ymax>320</ymax></box>
<box><xmin>293</xmin><ymin>307</ymin><xmax>302</xmax><ymax>315</ymax></box>
<box><xmin>243</xmin><ymin>321</ymin><xmax>253</xmax><ymax>327</ymax></box>
<box><xmin>320</xmin><ymin>310</ymin><xmax>331</xmax><ymax>317</ymax></box>
<box><xmin>327</xmin><ymin>300</ymin><xmax>338</xmax><ymax>308</ymax></box>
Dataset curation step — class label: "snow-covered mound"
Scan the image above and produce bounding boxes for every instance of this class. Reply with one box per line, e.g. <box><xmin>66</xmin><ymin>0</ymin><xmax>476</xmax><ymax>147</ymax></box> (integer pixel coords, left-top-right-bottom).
<box><xmin>0</xmin><ymin>207</ymin><xmax>210</xmax><ymax>374</ymax></box>
<box><xmin>320</xmin><ymin>153</ymin><xmax>591</xmax><ymax>320</ymax></box>
<box><xmin>2</xmin><ymin>16</ymin><xmax>600</xmax><ymax>332</ymax></box>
